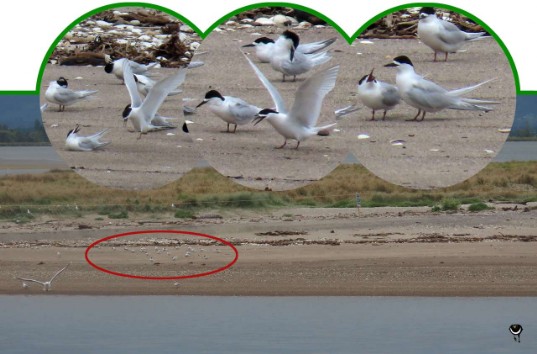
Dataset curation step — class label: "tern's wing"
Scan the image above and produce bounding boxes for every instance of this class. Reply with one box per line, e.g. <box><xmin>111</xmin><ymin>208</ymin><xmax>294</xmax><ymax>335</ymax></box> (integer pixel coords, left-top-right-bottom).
<box><xmin>406</xmin><ymin>78</ymin><xmax>455</xmax><ymax>110</ymax></box>
<box><xmin>228</xmin><ymin>98</ymin><xmax>260</xmax><ymax>124</ymax></box>
<box><xmin>243</xmin><ymin>53</ymin><xmax>287</xmax><ymax>113</ymax></box>
<box><xmin>16</xmin><ymin>277</ymin><xmax>45</xmax><ymax>286</ymax></box>
<box><xmin>380</xmin><ymin>82</ymin><xmax>401</xmax><ymax>106</ymax></box>
<box><xmin>123</xmin><ymin>60</ymin><xmax>143</xmax><ymax>108</ymax></box>
<box><xmin>297</xmin><ymin>38</ymin><xmax>337</xmax><ymax>54</ymax></box>
<box><xmin>49</xmin><ymin>264</ymin><xmax>69</xmax><ymax>282</ymax></box>
<box><xmin>140</xmin><ymin>69</ymin><xmax>188</xmax><ymax>123</ymax></box>
<box><xmin>438</xmin><ymin>20</ymin><xmax>466</xmax><ymax>45</ymax></box>
<box><xmin>53</xmin><ymin>88</ymin><xmax>86</xmax><ymax>105</ymax></box>
<box><xmin>290</xmin><ymin>65</ymin><xmax>339</xmax><ymax>127</ymax></box>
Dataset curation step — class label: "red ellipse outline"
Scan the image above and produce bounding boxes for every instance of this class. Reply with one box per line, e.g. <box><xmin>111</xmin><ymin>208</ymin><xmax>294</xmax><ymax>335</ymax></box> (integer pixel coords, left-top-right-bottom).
<box><xmin>84</xmin><ymin>229</ymin><xmax>239</xmax><ymax>280</ymax></box>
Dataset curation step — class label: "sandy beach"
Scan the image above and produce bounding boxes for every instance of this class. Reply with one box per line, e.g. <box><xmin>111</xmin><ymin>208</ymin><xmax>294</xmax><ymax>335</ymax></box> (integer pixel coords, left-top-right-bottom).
<box><xmin>2</xmin><ymin>204</ymin><xmax>536</xmax><ymax>296</ymax></box>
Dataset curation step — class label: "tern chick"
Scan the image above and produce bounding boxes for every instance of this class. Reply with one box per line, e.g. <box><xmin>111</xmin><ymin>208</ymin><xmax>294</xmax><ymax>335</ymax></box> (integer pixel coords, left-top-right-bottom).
<box><xmin>357</xmin><ymin>69</ymin><xmax>400</xmax><ymax>121</ymax></box>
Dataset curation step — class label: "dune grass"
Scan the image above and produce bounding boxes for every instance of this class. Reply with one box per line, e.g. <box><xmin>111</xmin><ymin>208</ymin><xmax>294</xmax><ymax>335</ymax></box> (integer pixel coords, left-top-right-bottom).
<box><xmin>0</xmin><ymin>162</ymin><xmax>536</xmax><ymax>220</ymax></box>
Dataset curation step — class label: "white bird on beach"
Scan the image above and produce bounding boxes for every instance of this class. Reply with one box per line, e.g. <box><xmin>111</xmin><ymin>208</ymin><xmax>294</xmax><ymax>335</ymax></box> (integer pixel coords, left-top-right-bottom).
<box><xmin>384</xmin><ymin>55</ymin><xmax>497</xmax><ymax>121</ymax></box>
<box><xmin>44</xmin><ymin>77</ymin><xmax>98</xmax><ymax>112</ymax></box>
<box><xmin>16</xmin><ymin>264</ymin><xmax>69</xmax><ymax>292</ymax></box>
<box><xmin>242</xmin><ymin>35</ymin><xmax>336</xmax><ymax>63</ymax></box>
<box><xmin>244</xmin><ymin>53</ymin><xmax>339</xmax><ymax>149</ymax></box>
<box><xmin>105</xmin><ymin>58</ymin><xmax>157</xmax><ymax>82</ymax></box>
<box><xmin>134</xmin><ymin>74</ymin><xmax>182</xmax><ymax>97</ymax></box>
<box><xmin>196</xmin><ymin>90</ymin><xmax>261</xmax><ymax>133</ymax></box>
<box><xmin>65</xmin><ymin>124</ymin><xmax>111</xmax><ymax>151</ymax></box>
<box><xmin>269</xmin><ymin>30</ymin><xmax>332</xmax><ymax>82</ymax></box>
<box><xmin>357</xmin><ymin>69</ymin><xmax>400</xmax><ymax>121</ymax></box>
<box><xmin>121</xmin><ymin>59</ymin><xmax>187</xmax><ymax>138</ymax></box>
<box><xmin>418</xmin><ymin>7</ymin><xmax>489</xmax><ymax>62</ymax></box>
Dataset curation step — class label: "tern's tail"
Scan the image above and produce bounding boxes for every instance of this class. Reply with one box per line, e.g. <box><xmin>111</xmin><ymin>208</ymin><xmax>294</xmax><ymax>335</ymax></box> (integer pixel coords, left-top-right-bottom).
<box><xmin>465</xmin><ymin>32</ymin><xmax>488</xmax><ymax>42</ymax></box>
<box><xmin>448</xmin><ymin>78</ymin><xmax>496</xmax><ymax>97</ymax></box>
<box><xmin>448</xmin><ymin>98</ymin><xmax>497</xmax><ymax>112</ymax></box>
<box><xmin>77</xmin><ymin>90</ymin><xmax>98</xmax><ymax>99</ymax></box>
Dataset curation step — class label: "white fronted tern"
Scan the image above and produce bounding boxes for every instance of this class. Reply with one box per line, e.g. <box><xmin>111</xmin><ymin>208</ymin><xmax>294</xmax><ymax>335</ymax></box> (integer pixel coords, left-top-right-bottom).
<box><xmin>385</xmin><ymin>55</ymin><xmax>497</xmax><ymax>121</ymax></box>
<box><xmin>121</xmin><ymin>59</ymin><xmax>187</xmax><ymax>138</ymax></box>
<box><xmin>242</xmin><ymin>35</ymin><xmax>336</xmax><ymax>63</ymax></box>
<box><xmin>65</xmin><ymin>124</ymin><xmax>111</xmax><ymax>151</ymax></box>
<box><xmin>196</xmin><ymin>90</ymin><xmax>261</xmax><ymax>133</ymax></box>
<box><xmin>44</xmin><ymin>77</ymin><xmax>97</xmax><ymax>112</ymax></box>
<box><xmin>244</xmin><ymin>53</ymin><xmax>339</xmax><ymax>149</ymax></box>
<box><xmin>269</xmin><ymin>30</ymin><xmax>332</xmax><ymax>82</ymax></box>
<box><xmin>418</xmin><ymin>7</ymin><xmax>489</xmax><ymax>62</ymax></box>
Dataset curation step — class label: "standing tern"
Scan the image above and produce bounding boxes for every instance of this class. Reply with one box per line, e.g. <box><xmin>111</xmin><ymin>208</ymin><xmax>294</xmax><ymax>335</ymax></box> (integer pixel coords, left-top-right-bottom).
<box><xmin>385</xmin><ymin>55</ymin><xmax>497</xmax><ymax>121</ymax></box>
<box><xmin>242</xmin><ymin>36</ymin><xmax>336</xmax><ymax>63</ymax></box>
<box><xmin>357</xmin><ymin>69</ymin><xmax>400</xmax><ymax>121</ymax></box>
<box><xmin>196</xmin><ymin>90</ymin><xmax>261</xmax><ymax>133</ymax></box>
<box><xmin>65</xmin><ymin>124</ymin><xmax>111</xmax><ymax>151</ymax></box>
<box><xmin>44</xmin><ymin>77</ymin><xmax>98</xmax><ymax>112</ymax></box>
<box><xmin>16</xmin><ymin>264</ymin><xmax>69</xmax><ymax>292</ymax></box>
<box><xmin>270</xmin><ymin>30</ymin><xmax>332</xmax><ymax>82</ymax></box>
<box><xmin>122</xmin><ymin>59</ymin><xmax>187</xmax><ymax>138</ymax></box>
<box><xmin>418</xmin><ymin>7</ymin><xmax>488</xmax><ymax>62</ymax></box>
<box><xmin>244</xmin><ymin>53</ymin><xmax>339</xmax><ymax>149</ymax></box>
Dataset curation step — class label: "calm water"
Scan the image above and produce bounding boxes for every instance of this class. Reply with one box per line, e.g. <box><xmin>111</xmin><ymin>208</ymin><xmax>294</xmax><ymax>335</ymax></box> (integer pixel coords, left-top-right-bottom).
<box><xmin>0</xmin><ymin>296</ymin><xmax>534</xmax><ymax>354</ymax></box>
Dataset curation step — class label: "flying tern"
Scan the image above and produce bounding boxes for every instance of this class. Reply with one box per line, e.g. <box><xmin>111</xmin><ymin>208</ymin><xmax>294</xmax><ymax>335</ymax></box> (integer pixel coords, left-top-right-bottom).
<box><xmin>357</xmin><ymin>69</ymin><xmax>401</xmax><ymax>120</ymax></box>
<box><xmin>196</xmin><ymin>90</ymin><xmax>261</xmax><ymax>133</ymax></box>
<box><xmin>269</xmin><ymin>30</ymin><xmax>332</xmax><ymax>82</ymax></box>
<box><xmin>105</xmin><ymin>58</ymin><xmax>158</xmax><ymax>82</ymax></box>
<box><xmin>385</xmin><ymin>55</ymin><xmax>497</xmax><ymax>121</ymax></box>
<box><xmin>244</xmin><ymin>53</ymin><xmax>339</xmax><ymax>149</ymax></box>
<box><xmin>242</xmin><ymin>35</ymin><xmax>336</xmax><ymax>63</ymax></box>
<box><xmin>16</xmin><ymin>264</ymin><xmax>69</xmax><ymax>292</ymax></box>
<box><xmin>65</xmin><ymin>124</ymin><xmax>111</xmax><ymax>151</ymax></box>
<box><xmin>122</xmin><ymin>59</ymin><xmax>187</xmax><ymax>138</ymax></box>
<box><xmin>44</xmin><ymin>77</ymin><xmax>98</xmax><ymax>112</ymax></box>
<box><xmin>418</xmin><ymin>7</ymin><xmax>489</xmax><ymax>62</ymax></box>
<box><xmin>134</xmin><ymin>74</ymin><xmax>182</xmax><ymax>97</ymax></box>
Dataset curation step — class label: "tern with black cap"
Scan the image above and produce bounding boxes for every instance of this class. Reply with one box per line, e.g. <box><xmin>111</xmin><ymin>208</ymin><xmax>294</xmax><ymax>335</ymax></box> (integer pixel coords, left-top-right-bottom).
<box><xmin>385</xmin><ymin>55</ymin><xmax>497</xmax><ymax>121</ymax></box>
<box><xmin>418</xmin><ymin>7</ymin><xmax>489</xmax><ymax>62</ymax></box>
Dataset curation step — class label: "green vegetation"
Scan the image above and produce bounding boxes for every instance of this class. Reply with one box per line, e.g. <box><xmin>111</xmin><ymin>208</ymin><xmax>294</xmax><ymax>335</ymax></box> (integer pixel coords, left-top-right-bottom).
<box><xmin>0</xmin><ymin>162</ymin><xmax>536</xmax><ymax>219</ymax></box>
<box><xmin>468</xmin><ymin>202</ymin><xmax>493</xmax><ymax>212</ymax></box>
<box><xmin>0</xmin><ymin>123</ymin><xmax>49</xmax><ymax>145</ymax></box>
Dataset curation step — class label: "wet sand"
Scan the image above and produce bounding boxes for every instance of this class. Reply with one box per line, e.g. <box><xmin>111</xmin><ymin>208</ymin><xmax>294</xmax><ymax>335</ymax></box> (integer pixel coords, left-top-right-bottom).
<box><xmin>2</xmin><ymin>205</ymin><xmax>536</xmax><ymax>296</ymax></box>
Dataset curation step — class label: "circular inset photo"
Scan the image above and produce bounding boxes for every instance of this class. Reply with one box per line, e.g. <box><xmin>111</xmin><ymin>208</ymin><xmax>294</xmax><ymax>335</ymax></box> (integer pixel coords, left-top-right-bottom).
<box><xmin>182</xmin><ymin>8</ymin><xmax>352</xmax><ymax>191</ymax></box>
<box><xmin>39</xmin><ymin>6</ymin><xmax>202</xmax><ymax>190</ymax></box>
<box><xmin>336</xmin><ymin>6</ymin><xmax>517</xmax><ymax>189</ymax></box>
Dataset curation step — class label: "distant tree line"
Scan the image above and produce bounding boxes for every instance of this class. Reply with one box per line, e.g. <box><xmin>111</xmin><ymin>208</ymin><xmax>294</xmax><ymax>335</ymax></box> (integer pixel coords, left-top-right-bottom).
<box><xmin>0</xmin><ymin>120</ymin><xmax>50</xmax><ymax>145</ymax></box>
